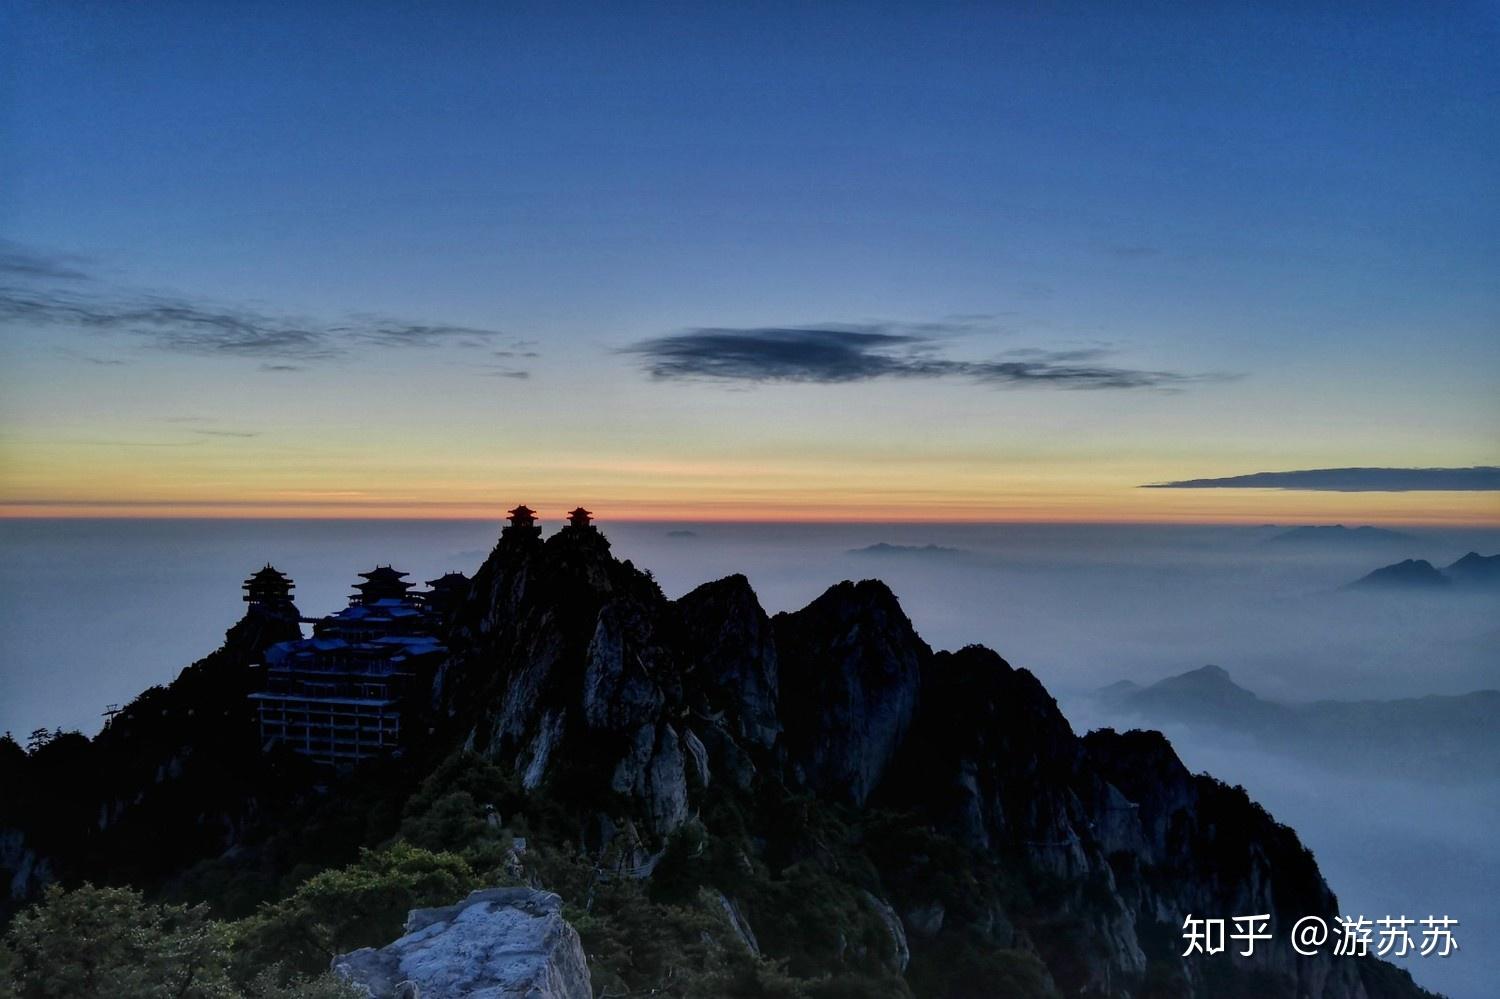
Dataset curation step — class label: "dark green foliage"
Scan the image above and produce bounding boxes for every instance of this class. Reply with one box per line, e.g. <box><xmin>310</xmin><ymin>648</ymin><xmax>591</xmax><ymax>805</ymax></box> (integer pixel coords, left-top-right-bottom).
<box><xmin>0</xmin><ymin>883</ymin><xmax>356</xmax><ymax>999</ymax></box>
<box><xmin>232</xmin><ymin>843</ymin><xmax>477</xmax><ymax>977</ymax></box>
<box><xmin>3</xmin><ymin>883</ymin><xmax>236</xmax><ymax>998</ymax></box>
<box><xmin>1133</xmin><ymin>959</ymin><xmax>1192</xmax><ymax>999</ymax></box>
<box><xmin>904</xmin><ymin>938</ymin><xmax>1057</xmax><ymax>999</ymax></box>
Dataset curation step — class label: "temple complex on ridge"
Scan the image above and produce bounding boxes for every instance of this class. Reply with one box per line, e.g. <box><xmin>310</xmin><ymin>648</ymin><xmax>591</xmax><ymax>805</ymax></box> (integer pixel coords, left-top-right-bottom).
<box><xmin>248</xmin><ymin>504</ymin><xmax>600</xmax><ymax>766</ymax></box>
<box><xmin>248</xmin><ymin>565</ymin><xmax>464</xmax><ymax>767</ymax></box>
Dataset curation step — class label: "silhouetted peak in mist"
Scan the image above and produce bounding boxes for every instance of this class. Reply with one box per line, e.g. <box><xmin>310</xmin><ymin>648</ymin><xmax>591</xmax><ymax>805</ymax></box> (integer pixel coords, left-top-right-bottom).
<box><xmin>1349</xmin><ymin>558</ymin><xmax>1450</xmax><ymax>589</ymax></box>
<box><xmin>1268</xmin><ymin>524</ymin><xmax>1417</xmax><ymax>545</ymax></box>
<box><xmin>1096</xmin><ymin>664</ymin><xmax>1500</xmax><ymax>781</ymax></box>
<box><xmin>1445</xmin><ymin>551</ymin><xmax>1500</xmax><ymax>586</ymax></box>
<box><xmin>1348</xmin><ymin>552</ymin><xmax>1500</xmax><ymax>590</ymax></box>
<box><xmin>848</xmin><ymin>541</ymin><xmax>965</xmax><ymax>556</ymax></box>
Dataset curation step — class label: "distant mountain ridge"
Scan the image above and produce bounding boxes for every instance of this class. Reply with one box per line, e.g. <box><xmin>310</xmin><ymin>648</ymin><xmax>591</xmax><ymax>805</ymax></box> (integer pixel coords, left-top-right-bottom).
<box><xmin>1444</xmin><ymin>551</ymin><xmax>1500</xmax><ymax>586</ymax></box>
<box><xmin>1349</xmin><ymin>551</ymin><xmax>1500</xmax><ymax>590</ymax></box>
<box><xmin>848</xmin><ymin>542</ymin><xmax>965</xmax><ymax>556</ymax></box>
<box><xmin>1098</xmin><ymin>665</ymin><xmax>1500</xmax><ymax>780</ymax></box>
<box><xmin>1266</xmin><ymin>524</ymin><xmax>1417</xmax><ymax>546</ymax></box>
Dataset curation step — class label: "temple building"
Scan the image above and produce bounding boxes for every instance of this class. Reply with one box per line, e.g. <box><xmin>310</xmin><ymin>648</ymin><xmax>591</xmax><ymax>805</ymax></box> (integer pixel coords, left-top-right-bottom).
<box><xmin>502</xmin><ymin>504</ymin><xmax>542</xmax><ymax>540</ymax></box>
<box><xmin>243</xmin><ymin>565</ymin><xmax>296</xmax><ymax>611</ymax></box>
<box><xmin>351</xmin><ymin>565</ymin><xmax>415</xmax><ymax>605</ymax></box>
<box><xmin>565</xmin><ymin>507</ymin><xmax>595</xmax><ymax>529</ymax></box>
<box><xmin>422</xmin><ymin>571</ymin><xmax>471</xmax><ymax>618</ymax></box>
<box><xmin>249</xmin><ymin>565</ymin><xmax>445</xmax><ymax>767</ymax></box>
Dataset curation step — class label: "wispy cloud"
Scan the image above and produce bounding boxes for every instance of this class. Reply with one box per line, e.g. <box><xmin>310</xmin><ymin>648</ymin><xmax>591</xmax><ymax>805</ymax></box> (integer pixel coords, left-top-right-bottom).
<box><xmin>52</xmin><ymin>346</ymin><xmax>128</xmax><ymax>366</ymax></box>
<box><xmin>622</xmin><ymin>325</ymin><xmax>1226</xmax><ymax>390</ymax></box>
<box><xmin>1143</xmin><ymin>467</ymin><xmax>1500</xmax><ymax>492</ymax></box>
<box><xmin>0</xmin><ymin>242</ymin><xmax>94</xmax><ymax>282</ymax></box>
<box><xmin>0</xmin><ymin>243</ymin><xmax>535</xmax><ymax>370</ymax></box>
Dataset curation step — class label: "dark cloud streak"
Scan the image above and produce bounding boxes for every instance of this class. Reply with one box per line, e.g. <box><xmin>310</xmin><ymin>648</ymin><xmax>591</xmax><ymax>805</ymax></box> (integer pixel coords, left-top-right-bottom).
<box><xmin>1143</xmin><ymin>467</ymin><xmax>1500</xmax><ymax>492</ymax></box>
<box><xmin>623</xmin><ymin>326</ymin><xmax>1223</xmax><ymax>390</ymax></box>
<box><xmin>0</xmin><ymin>243</ymin><xmax>94</xmax><ymax>282</ymax></box>
<box><xmin>0</xmin><ymin>243</ymin><xmax>532</xmax><ymax>370</ymax></box>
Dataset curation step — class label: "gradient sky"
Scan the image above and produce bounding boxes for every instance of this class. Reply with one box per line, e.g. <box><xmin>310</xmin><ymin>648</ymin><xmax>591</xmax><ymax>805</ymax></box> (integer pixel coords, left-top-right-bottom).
<box><xmin>1</xmin><ymin>2</ymin><xmax>1497</xmax><ymax>523</ymax></box>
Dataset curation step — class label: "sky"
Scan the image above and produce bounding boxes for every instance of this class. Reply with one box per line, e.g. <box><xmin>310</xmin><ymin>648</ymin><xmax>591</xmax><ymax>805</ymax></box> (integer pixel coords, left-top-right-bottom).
<box><xmin>1</xmin><ymin>1</ymin><xmax>1497</xmax><ymax>523</ymax></box>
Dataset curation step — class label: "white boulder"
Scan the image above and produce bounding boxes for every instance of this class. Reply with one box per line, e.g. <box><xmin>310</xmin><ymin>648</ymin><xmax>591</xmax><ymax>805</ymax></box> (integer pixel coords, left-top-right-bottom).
<box><xmin>332</xmin><ymin>888</ymin><xmax>591</xmax><ymax>999</ymax></box>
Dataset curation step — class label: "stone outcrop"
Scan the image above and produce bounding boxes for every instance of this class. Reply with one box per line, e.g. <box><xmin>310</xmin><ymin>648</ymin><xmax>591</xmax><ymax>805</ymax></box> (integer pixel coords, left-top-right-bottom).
<box><xmin>332</xmin><ymin>888</ymin><xmax>591</xmax><ymax>999</ymax></box>
<box><xmin>0</xmin><ymin>828</ymin><xmax>52</xmax><ymax>907</ymax></box>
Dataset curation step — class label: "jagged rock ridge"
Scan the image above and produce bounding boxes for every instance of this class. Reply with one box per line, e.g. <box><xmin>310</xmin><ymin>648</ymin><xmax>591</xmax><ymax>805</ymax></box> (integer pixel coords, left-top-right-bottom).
<box><xmin>430</xmin><ymin>523</ymin><xmax>1429</xmax><ymax>998</ymax></box>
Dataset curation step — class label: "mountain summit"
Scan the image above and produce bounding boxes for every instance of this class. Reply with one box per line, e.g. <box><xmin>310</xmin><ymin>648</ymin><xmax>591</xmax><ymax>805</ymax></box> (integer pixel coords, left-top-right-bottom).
<box><xmin>1</xmin><ymin>519</ymin><xmax>1438</xmax><ymax>998</ymax></box>
<box><xmin>1348</xmin><ymin>551</ymin><xmax>1500</xmax><ymax>590</ymax></box>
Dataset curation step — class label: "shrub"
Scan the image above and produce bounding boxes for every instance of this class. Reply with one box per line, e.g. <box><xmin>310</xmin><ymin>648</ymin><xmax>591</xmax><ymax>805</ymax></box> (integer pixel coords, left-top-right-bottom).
<box><xmin>232</xmin><ymin>843</ymin><xmax>476</xmax><ymax>976</ymax></box>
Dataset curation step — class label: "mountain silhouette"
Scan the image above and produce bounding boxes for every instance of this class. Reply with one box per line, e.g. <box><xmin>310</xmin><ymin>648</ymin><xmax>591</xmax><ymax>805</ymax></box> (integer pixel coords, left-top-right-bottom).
<box><xmin>1098</xmin><ymin>665</ymin><xmax>1500</xmax><ymax>781</ymax></box>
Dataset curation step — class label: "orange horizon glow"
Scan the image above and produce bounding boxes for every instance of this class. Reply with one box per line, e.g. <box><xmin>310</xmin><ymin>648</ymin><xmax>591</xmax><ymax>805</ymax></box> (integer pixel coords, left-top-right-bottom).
<box><xmin>3</xmin><ymin>492</ymin><xmax>1497</xmax><ymax>527</ymax></box>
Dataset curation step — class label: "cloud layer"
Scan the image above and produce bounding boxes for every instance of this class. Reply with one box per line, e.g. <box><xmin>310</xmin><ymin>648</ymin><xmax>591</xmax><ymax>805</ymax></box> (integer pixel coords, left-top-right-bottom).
<box><xmin>0</xmin><ymin>244</ymin><xmax>528</xmax><ymax>367</ymax></box>
<box><xmin>1143</xmin><ymin>467</ymin><xmax>1500</xmax><ymax>492</ymax></box>
<box><xmin>623</xmin><ymin>326</ymin><xmax>1222</xmax><ymax>390</ymax></box>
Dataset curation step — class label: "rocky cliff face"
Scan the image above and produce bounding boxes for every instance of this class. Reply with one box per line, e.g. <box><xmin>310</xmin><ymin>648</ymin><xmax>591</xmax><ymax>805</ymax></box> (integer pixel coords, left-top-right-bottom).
<box><xmin>429</xmin><ymin>528</ymin><xmax>1428</xmax><ymax>999</ymax></box>
<box><xmin>776</xmin><ymin>579</ymin><xmax>929</xmax><ymax>806</ymax></box>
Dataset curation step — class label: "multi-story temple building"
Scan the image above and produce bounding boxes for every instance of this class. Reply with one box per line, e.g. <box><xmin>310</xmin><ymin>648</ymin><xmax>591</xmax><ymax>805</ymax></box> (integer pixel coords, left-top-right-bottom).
<box><xmin>248</xmin><ymin>505</ymin><xmax>594</xmax><ymax>766</ymax></box>
<box><xmin>243</xmin><ymin>564</ymin><xmax>296</xmax><ymax>612</ymax></box>
<box><xmin>249</xmin><ymin>565</ymin><xmax>462</xmax><ymax>766</ymax></box>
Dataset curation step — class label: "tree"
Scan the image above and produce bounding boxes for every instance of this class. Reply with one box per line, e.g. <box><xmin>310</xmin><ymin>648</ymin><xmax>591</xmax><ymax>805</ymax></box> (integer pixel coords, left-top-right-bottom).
<box><xmin>1</xmin><ymin>884</ymin><xmax>359</xmax><ymax>999</ymax></box>
<box><xmin>233</xmin><ymin>843</ymin><xmax>476</xmax><ymax>977</ymax></box>
<box><xmin>4</xmin><ymin>883</ymin><xmax>236</xmax><ymax>999</ymax></box>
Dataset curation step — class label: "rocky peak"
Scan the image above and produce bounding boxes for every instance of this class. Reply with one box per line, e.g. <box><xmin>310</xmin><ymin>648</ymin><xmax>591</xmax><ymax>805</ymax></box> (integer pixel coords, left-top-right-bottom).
<box><xmin>674</xmin><ymin>574</ymin><xmax>781</xmax><ymax>748</ymax></box>
<box><xmin>774</xmin><ymin>579</ymin><xmax>930</xmax><ymax>805</ymax></box>
<box><xmin>881</xmin><ymin>645</ymin><xmax>1087</xmax><ymax>866</ymax></box>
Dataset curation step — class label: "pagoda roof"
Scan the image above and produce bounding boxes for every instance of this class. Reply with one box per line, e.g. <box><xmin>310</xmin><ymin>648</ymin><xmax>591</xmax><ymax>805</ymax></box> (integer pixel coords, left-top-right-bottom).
<box><xmin>567</xmin><ymin>507</ymin><xmax>593</xmax><ymax>517</ymax></box>
<box><xmin>507</xmin><ymin>504</ymin><xmax>538</xmax><ymax>517</ymax></box>
<box><xmin>358</xmin><ymin>565</ymin><xmax>410</xmax><ymax>581</ymax></box>
<box><xmin>425</xmin><ymin>571</ymin><xmax>470</xmax><ymax>588</ymax></box>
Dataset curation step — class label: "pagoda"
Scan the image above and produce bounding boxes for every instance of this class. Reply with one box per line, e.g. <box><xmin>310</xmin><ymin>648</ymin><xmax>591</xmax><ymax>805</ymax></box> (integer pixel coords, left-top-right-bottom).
<box><xmin>565</xmin><ymin>507</ymin><xmax>595</xmax><ymax>529</ymax></box>
<box><xmin>243</xmin><ymin>565</ymin><xmax>295</xmax><ymax>609</ymax></box>
<box><xmin>423</xmin><ymin>571</ymin><xmax>471</xmax><ymax>617</ymax></box>
<box><xmin>503</xmin><ymin>504</ymin><xmax>542</xmax><ymax>540</ymax></box>
<box><xmin>350</xmin><ymin>565</ymin><xmax>414</xmax><ymax>606</ymax></box>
